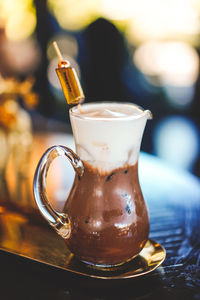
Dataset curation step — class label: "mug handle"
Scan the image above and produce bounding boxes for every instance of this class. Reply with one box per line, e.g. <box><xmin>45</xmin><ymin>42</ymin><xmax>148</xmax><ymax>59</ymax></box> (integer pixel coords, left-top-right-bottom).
<box><xmin>33</xmin><ymin>145</ymin><xmax>84</xmax><ymax>239</ymax></box>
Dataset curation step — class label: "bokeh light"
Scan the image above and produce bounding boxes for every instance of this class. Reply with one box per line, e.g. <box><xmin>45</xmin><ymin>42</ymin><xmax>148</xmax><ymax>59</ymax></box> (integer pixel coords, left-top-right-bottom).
<box><xmin>154</xmin><ymin>117</ymin><xmax>200</xmax><ymax>171</ymax></box>
<box><xmin>127</xmin><ymin>0</ymin><xmax>200</xmax><ymax>44</ymax></box>
<box><xmin>0</xmin><ymin>0</ymin><xmax>36</xmax><ymax>41</ymax></box>
<box><xmin>48</xmin><ymin>0</ymin><xmax>102</xmax><ymax>31</ymax></box>
<box><xmin>163</xmin><ymin>85</ymin><xmax>196</xmax><ymax>109</ymax></box>
<box><xmin>47</xmin><ymin>34</ymin><xmax>78</xmax><ymax>61</ymax></box>
<box><xmin>5</xmin><ymin>9</ymin><xmax>36</xmax><ymax>41</ymax></box>
<box><xmin>134</xmin><ymin>41</ymin><xmax>199</xmax><ymax>86</ymax></box>
<box><xmin>134</xmin><ymin>41</ymin><xmax>199</xmax><ymax>109</ymax></box>
<box><xmin>47</xmin><ymin>0</ymin><xmax>200</xmax><ymax>45</ymax></box>
<box><xmin>0</xmin><ymin>37</ymin><xmax>41</xmax><ymax>75</ymax></box>
<box><xmin>102</xmin><ymin>0</ymin><xmax>136</xmax><ymax>21</ymax></box>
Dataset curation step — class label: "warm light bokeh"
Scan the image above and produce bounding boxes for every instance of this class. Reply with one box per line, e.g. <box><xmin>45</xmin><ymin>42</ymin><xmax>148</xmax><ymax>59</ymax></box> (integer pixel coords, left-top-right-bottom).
<box><xmin>47</xmin><ymin>0</ymin><xmax>200</xmax><ymax>46</ymax></box>
<box><xmin>1</xmin><ymin>0</ymin><xmax>200</xmax><ymax>44</ymax></box>
<box><xmin>48</xmin><ymin>0</ymin><xmax>102</xmax><ymax>31</ymax></box>
<box><xmin>134</xmin><ymin>41</ymin><xmax>199</xmax><ymax>86</ymax></box>
<box><xmin>0</xmin><ymin>0</ymin><xmax>36</xmax><ymax>41</ymax></box>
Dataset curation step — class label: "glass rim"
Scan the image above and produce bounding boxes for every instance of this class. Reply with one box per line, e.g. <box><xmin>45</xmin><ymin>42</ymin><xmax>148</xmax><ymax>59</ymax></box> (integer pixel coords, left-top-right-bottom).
<box><xmin>70</xmin><ymin>101</ymin><xmax>152</xmax><ymax>121</ymax></box>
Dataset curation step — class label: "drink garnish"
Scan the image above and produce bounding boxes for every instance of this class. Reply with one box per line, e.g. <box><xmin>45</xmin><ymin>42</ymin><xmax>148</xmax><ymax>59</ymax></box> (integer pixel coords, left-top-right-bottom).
<box><xmin>53</xmin><ymin>41</ymin><xmax>85</xmax><ymax>106</ymax></box>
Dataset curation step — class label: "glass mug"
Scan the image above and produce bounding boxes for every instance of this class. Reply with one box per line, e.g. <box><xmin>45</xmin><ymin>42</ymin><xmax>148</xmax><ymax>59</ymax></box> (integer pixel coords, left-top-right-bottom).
<box><xmin>33</xmin><ymin>102</ymin><xmax>152</xmax><ymax>268</ymax></box>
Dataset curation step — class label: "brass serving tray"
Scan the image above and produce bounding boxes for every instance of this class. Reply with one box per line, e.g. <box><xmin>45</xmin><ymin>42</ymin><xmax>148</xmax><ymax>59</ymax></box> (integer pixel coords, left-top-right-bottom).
<box><xmin>0</xmin><ymin>206</ymin><xmax>165</xmax><ymax>280</ymax></box>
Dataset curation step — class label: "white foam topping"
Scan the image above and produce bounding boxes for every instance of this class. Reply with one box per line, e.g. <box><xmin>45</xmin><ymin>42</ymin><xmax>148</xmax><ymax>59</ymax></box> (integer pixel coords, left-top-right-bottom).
<box><xmin>70</xmin><ymin>102</ymin><xmax>150</xmax><ymax>172</ymax></box>
<box><xmin>83</xmin><ymin>109</ymin><xmax>128</xmax><ymax>118</ymax></box>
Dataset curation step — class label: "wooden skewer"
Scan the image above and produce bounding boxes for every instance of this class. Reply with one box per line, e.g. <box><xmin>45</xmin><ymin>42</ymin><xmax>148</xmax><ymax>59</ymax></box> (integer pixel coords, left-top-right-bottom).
<box><xmin>78</xmin><ymin>103</ymin><xmax>83</xmax><ymax>113</ymax></box>
<box><xmin>53</xmin><ymin>41</ymin><xmax>63</xmax><ymax>61</ymax></box>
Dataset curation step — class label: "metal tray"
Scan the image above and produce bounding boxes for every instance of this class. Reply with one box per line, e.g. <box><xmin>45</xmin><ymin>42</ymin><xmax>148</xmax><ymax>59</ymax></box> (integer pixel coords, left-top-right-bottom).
<box><xmin>0</xmin><ymin>205</ymin><xmax>165</xmax><ymax>280</ymax></box>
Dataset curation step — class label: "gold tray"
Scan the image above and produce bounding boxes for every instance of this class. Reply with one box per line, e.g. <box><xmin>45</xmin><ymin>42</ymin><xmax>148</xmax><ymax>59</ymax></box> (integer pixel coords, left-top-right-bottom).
<box><xmin>0</xmin><ymin>207</ymin><xmax>165</xmax><ymax>280</ymax></box>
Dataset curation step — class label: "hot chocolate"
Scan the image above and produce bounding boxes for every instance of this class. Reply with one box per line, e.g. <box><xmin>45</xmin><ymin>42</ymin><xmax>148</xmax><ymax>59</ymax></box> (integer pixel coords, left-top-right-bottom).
<box><xmin>33</xmin><ymin>102</ymin><xmax>151</xmax><ymax>268</ymax></box>
<box><xmin>64</xmin><ymin>161</ymin><xmax>149</xmax><ymax>265</ymax></box>
<box><xmin>64</xmin><ymin>102</ymin><xmax>150</xmax><ymax>265</ymax></box>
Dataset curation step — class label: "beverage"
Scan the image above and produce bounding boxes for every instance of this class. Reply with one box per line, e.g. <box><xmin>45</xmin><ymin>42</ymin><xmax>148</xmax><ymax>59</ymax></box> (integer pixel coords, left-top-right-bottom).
<box><xmin>64</xmin><ymin>161</ymin><xmax>149</xmax><ymax>265</ymax></box>
<box><xmin>33</xmin><ymin>102</ymin><xmax>151</xmax><ymax>267</ymax></box>
<box><xmin>70</xmin><ymin>102</ymin><xmax>149</xmax><ymax>172</ymax></box>
<box><xmin>63</xmin><ymin>103</ymin><xmax>149</xmax><ymax>265</ymax></box>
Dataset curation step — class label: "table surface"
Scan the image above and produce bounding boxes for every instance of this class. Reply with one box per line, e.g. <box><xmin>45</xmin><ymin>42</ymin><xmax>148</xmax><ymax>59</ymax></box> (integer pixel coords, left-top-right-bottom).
<box><xmin>0</xmin><ymin>132</ymin><xmax>200</xmax><ymax>300</ymax></box>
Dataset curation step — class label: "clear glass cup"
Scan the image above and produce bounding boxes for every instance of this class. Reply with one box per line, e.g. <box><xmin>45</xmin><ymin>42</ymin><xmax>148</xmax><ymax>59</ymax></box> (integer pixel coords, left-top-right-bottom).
<box><xmin>33</xmin><ymin>102</ymin><xmax>152</xmax><ymax>268</ymax></box>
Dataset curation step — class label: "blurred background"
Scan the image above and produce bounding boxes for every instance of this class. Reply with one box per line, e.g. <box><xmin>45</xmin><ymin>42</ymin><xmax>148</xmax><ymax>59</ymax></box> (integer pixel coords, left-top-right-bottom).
<box><xmin>0</xmin><ymin>0</ymin><xmax>200</xmax><ymax>177</ymax></box>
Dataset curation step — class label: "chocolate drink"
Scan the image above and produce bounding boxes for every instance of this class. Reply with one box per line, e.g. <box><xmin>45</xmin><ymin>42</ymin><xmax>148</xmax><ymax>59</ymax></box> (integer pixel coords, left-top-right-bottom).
<box><xmin>62</xmin><ymin>102</ymin><xmax>151</xmax><ymax>266</ymax></box>
<box><xmin>64</xmin><ymin>161</ymin><xmax>149</xmax><ymax>265</ymax></box>
<box><xmin>33</xmin><ymin>102</ymin><xmax>152</xmax><ymax>267</ymax></box>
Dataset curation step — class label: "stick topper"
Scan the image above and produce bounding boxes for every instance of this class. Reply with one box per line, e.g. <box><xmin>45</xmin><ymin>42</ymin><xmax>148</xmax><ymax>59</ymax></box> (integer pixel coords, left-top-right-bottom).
<box><xmin>53</xmin><ymin>41</ymin><xmax>85</xmax><ymax>105</ymax></box>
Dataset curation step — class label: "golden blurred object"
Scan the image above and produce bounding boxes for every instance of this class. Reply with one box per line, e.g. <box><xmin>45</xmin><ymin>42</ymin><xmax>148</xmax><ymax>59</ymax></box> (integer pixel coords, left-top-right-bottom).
<box><xmin>0</xmin><ymin>74</ymin><xmax>38</xmax><ymax>179</ymax></box>
<box><xmin>0</xmin><ymin>0</ymin><xmax>36</xmax><ymax>41</ymax></box>
<box><xmin>0</xmin><ymin>74</ymin><xmax>38</xmax><ymax>128</ymax></box>
<box><xmin>53</xmin><ymin>40</ymin><xmax>85</xmax><ymax>105</ymax></box>
<box><xmin>48</xmin><ymin>0</ymin><xmax>101</xmax><ymax>31</ymax></box>
<box><xmin>56</xmin><ymin>62</ymin><xmax>85</xmax><ymax>105</ymax></box>
<box><xmin>0</xmin><ymin>74</ymin><xmax>38</xmax><ymax>105</ymax></box>
<box><xmin>0</xmin><ymin>100</ymin><xmax>17</xmax><ymax>129</ymax></box>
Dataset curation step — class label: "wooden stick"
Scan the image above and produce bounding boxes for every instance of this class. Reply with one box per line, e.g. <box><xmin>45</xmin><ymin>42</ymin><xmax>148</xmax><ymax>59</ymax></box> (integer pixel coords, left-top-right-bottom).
<box><xmin>53</xmin><ymin>41</ymin><xmax>63</xmax><ymax>61</ymax></box>
<box><xmin>78</xmin><ymin>103</ymin><xmax>83</xmax><ymax>113</ymax></box>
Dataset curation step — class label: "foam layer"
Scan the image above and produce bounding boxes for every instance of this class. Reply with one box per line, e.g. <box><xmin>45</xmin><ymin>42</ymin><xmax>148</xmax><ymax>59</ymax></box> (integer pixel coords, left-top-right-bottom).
<box><xmin>70</xmin><ymin>102</ymin><xmax>149</xmax><ymax>172</ymax></box>
<box><xmin>81</xmin><ymin>109</ymin><xmax>127</xmax><ymax>118</ymax></box>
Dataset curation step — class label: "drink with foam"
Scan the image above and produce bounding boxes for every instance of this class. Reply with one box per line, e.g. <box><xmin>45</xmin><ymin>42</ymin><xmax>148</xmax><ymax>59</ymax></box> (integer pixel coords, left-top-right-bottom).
<box><xmin>62</xmin><ymin>102</ymin><xmax>151</xmax><ymax>266</ymax></box>
<box><xmin>70</xmin><ymin>102</ymin><xmax>149</xmax><ymax>172</ymax></box>
<box><xmin>34</xmin><ymin>101</ymin><xmax>151</xmax><ymax>267</ymax></box>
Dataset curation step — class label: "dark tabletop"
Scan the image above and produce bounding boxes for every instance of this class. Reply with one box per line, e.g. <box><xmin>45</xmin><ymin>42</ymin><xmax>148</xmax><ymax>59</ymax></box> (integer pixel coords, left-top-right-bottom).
<box><xmin>0</xmin><ymin>133</ymin><xmax>200</xmax><ymax>300</ymax></box>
